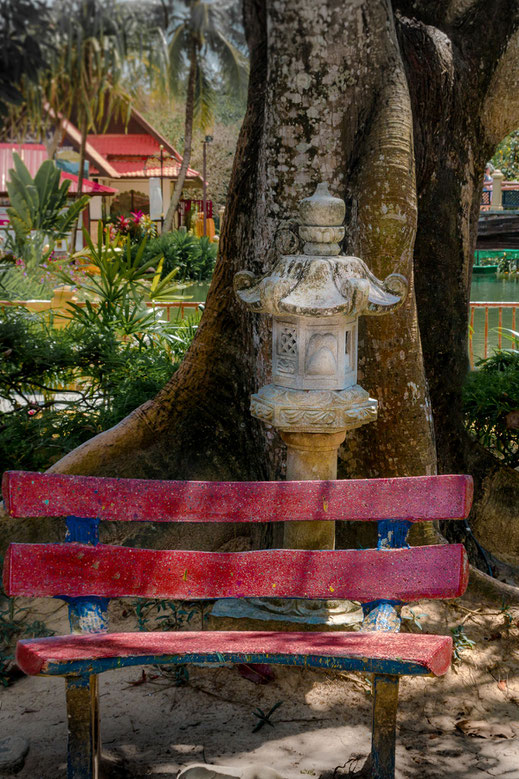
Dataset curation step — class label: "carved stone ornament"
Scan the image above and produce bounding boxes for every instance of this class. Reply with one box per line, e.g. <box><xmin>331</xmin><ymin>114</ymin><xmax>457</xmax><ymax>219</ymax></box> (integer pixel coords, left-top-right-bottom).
<box><xmin>234</xmin><ymin>182</ymin><xmax>408</xmax><ymax>319</ymax></box>
<box><xmin>251</xmin><ymin>383</ymin><xmax>377</xmax><ymax>433</ymax></box>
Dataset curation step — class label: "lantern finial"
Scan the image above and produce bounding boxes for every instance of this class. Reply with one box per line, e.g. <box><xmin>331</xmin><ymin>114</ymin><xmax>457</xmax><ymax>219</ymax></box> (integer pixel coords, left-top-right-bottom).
<box><xmin>298</xmin><ymin>182</ymin><xmax>345</xmax><ymax>256</ymax></box>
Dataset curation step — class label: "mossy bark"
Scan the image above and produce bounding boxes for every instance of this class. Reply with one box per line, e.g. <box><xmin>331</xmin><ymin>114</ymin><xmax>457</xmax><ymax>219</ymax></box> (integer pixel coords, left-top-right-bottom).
<box><xmin>41</xmin><ymin>1</ymin><xmax>519</xmax><ymax>565</ymax></box>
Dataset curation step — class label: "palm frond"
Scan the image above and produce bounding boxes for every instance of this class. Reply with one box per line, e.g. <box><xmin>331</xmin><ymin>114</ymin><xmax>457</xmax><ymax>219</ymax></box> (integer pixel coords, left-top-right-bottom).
<box><xmin>168</xmin><ymin>23</ymin><xmax>188</xmax><ymax>96</ymax></box>
<box><xmin>193</xmin><ymin>63</ymin><xmax>215</xmax><ymax>132</ymax></box>
<box><xmin>209</xmin><ymin>28</ymin><xmax>249</xmax><ymax>98</ymax></box>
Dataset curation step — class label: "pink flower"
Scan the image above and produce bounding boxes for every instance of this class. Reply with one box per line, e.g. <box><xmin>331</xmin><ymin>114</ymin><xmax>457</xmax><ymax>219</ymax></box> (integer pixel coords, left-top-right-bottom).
<box><xmin>28</xmin><ymin>409</ymin><xmax>37</xmax><ymax>416</ymax></box>
<box><xmin>131</xmin><ymin>210</ymin><xmax>144</xmax><ymax>223</ymax></box>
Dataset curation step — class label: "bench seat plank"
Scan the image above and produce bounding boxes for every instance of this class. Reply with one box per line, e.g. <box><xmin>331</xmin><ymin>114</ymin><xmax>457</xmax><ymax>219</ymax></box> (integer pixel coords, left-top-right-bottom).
<box><xmin>2</xmin><ymin>471</ymin><xmax>473</xmax><ymax>523</ymax></box>
<box><xmin>16</xmin><ymin>631</ymin><xmax>453</xmax><ymax>678</ymax></box>
<box><xmin>4</xmin><ymin>543</ymin><xmax>469</xmax><ymax>602</ymax></box>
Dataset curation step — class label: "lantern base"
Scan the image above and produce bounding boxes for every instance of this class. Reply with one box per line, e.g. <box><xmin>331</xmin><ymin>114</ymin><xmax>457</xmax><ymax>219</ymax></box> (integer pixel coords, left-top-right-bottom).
<box><xmin>250</xmin><ymin>383</ymin><xmax>377</xmax><ymax>433</ymax></box>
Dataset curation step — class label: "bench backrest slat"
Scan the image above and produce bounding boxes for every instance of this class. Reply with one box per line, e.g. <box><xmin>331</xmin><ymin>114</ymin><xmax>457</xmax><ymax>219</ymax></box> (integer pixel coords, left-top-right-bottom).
<box><xmin>4</xmin><ymin>542</ymin><xmax>469</xmax><ymax>603</ymax></box>
<box><xmin>2</xmin><ymin>471</ymin><xmax>473</xmax><ymax>523</ymax></box>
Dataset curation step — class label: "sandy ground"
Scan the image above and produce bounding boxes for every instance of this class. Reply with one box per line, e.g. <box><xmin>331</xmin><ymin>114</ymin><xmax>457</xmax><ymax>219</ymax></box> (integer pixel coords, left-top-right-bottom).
<box><xmin>1</xmin><ymin>588</ymin><xmax>519</xmax><ymax>779</ymax></box>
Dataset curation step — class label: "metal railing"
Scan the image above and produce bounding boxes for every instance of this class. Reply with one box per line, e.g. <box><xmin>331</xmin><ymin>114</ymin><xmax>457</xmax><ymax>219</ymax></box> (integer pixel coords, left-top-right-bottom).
<box><xmin>144</xmin><ymin>301</ymin><xmax>202</xmax><ymax>320</ymax></box>
<box><xmin>0</xmin><ymin>294</ymin><xmax>203</xmax><ymax>324</ymax></box>
<box><xmin>469</xmin><ymin>302</ymin><xmax>518</xmax><ymax>366</ymax></box>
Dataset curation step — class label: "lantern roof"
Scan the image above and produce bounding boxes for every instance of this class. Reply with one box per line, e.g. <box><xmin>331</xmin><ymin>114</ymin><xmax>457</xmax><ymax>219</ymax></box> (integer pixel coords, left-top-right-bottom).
<box><xmin>234</xmin><ymin>182</ymin><xmax>408</xmax><ymax>318</ymax></box>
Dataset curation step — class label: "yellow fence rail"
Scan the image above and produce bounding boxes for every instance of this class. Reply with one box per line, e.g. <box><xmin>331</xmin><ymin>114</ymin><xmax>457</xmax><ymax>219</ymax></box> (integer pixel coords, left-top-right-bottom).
<box><xmin>0</xmin><ymin>287</ymin><xmax>202</xmax><ymax>328</ymax></box>
<box><xmin>469</xmin><ymin>302</ymin><xmax>518</xmax><ymax>367</ymax></box>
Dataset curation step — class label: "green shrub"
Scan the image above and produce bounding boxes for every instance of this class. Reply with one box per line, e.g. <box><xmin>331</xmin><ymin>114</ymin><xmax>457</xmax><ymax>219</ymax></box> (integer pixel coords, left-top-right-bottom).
<box><xmin>0</xmin><ymin>307</ymin><xmax>197</xmax><ymax>472</ymax></box>
<box><xmin>138</xmin><ymin>231</ymin><xmax>217</xmax><ymax>282</ymax></box>
<box><xmin>463</xmin><ymin>349</ymin><xmax>519</xmax><ymax>467</ymax></box>
<box><xmin>0</xmin><ymin>227</ymin><xmax>199</xmax><ymax>473</ymax></box>
<box><xmin>0</xmin><ymin>244</ymin><xmax>198</xmax><ymax>474</ymax></box>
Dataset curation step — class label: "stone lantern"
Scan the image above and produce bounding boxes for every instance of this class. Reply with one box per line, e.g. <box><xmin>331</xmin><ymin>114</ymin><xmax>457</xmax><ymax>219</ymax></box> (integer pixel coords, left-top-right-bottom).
<box><xmin>211</xmin><ymin>182</ymin><xmax>408</xmax><ymax>628</ymax></box>
<box><xmin>234</xmin><ymin>182</ymin><xmax>407</xmax><ymax>503</ymax></box>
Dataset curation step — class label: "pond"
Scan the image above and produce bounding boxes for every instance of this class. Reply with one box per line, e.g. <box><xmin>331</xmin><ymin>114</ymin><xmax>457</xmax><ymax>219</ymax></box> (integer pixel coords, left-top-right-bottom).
<box><xmin>177</xmin><ymin>282</ymin><xmax>211</xmax><ymax>302</ymax></box>
<box><xmin>470</xmin><ymin>274</ymin><xmax>519</xmax><ymax>363</ymax></box>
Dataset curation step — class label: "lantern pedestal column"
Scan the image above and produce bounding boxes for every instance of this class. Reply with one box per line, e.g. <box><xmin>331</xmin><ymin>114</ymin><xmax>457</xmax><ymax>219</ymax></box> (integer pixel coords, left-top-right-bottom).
<box><xmin>281</xmin><ymin>431</ymin><xmax>345</xmax><ymax>550</ymax></box>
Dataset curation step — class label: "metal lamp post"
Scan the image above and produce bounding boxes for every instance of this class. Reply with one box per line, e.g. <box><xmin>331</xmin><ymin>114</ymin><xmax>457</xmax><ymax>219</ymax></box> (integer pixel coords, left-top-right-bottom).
<box><xmin>159</xmin><ymin>144</ymin><xmax>164</xmax><ymax>233</ymax></box>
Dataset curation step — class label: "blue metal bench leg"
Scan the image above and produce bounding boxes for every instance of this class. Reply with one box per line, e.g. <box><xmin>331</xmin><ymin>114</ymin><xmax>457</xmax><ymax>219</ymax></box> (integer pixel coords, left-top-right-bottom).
<box><xmin>65</xmin><ymin>675</ymin><xmax>100</xmax><ymax>779</ymax></box>
<box><xmin>370</xmin><ymin>674</ymin><xmax>399</xmax><ymax>779</ymax></box>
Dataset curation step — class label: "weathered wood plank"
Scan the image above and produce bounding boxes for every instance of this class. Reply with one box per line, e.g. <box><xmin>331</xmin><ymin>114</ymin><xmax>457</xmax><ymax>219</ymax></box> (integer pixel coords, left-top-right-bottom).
<box><xmin>16</xmin><ymin>631</ymin><xmax>453</xmax><ymax>678</ymax></box>
<box><xmin>2</xmin><ymin>471</ymin><xmax>473</xmax><ymax>524</ymax></box>
<box><xmin>4</xmin><ymin>543</ymin><xmax>469</xmax><ymax>602</ymax></box>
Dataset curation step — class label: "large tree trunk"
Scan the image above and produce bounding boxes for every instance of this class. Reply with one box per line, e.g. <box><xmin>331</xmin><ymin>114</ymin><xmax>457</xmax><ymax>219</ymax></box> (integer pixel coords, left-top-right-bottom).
<box><xmin>51</xmin><ymin>0</ymin><xmax>433</xmax><ymax>479</ymax></box>
<box><xmin>47</xmin><ymin>1</ymin><xmax>519</xmax><ymax>562</ymax></box>
<box><xmin>393</xmin><ymin>3</ymin><xmax>519</xmax><ymax>567</ymax></box>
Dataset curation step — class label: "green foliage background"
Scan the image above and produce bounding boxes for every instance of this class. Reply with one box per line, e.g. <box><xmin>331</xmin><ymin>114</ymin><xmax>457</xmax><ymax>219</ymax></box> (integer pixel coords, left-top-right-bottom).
<box><xmin>0</xmin><ymin>307</ymin><xmax>196</xmax><ymax>473</ymax></box>
<box><xmin>463</xmin><ymin>350</ymin><xmax>519</xmax><ymax>468</ymax></box>
<box><xmin>492</xmin><ymin>130</ymin><xmax>519</xmax><ymax>180</ymax></box>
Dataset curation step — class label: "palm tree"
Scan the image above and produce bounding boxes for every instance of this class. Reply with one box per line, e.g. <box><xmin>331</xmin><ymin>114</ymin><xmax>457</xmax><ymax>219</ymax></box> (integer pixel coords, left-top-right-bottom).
<box><xmin>162</xmin><ymin>0</ymin><xmax>248</xmax><ymax>231</ymax></box>
<box><xmin>0</xmin><ymin>0</ymin><xmax>50</xmax><ymax>121</ymax></box>
<box><xmin>4</xmin><ymin>1</ymin><xmax>132</xmax><ymax>182</ymax></box>
<box><xmin>52</xmin><ymin>1</ymin><xmax>132</xmax><ymax>192</ymax></box>
<box><xmin>45</xmin><ymin>0</ymin><xmax>133</xmax><ymax>246</ymax></box>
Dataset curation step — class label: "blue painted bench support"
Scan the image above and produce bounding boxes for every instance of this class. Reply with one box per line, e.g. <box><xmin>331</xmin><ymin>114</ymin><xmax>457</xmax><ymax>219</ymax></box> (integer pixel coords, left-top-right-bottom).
<box><xmin>2</xmin><ymin>470</ymin><xmax>474</xmax><ymax>779</ymax></box>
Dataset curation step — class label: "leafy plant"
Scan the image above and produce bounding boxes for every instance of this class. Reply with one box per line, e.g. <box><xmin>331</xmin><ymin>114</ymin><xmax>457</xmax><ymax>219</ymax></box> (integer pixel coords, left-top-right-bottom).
<box><xmin>492</xmin><ymin>129</ymin><xmax>519</xmax><ymax>180</ymax></box>
<box><xmin>59</xmin><ymin>227</ymin><xmax>189</xmax><ymax>344</ymax></box>
<box><xmin>6</xmin><ymin>154</ymin><xmax>89</xmax><ymax>250</ymax></box>
<box><xmin>0</xmin><ymin>0</ymin><xmax>51</xmax><ymax>118</ymax></box>
<box><xmin>139</xmin><ymin>230</ymin><xmax>217</xmax><ymax>282</ymax></box>
<box><xmin>0</xmin><ymin>224</ymin><xmax>199</xmax><ymax>473</ymax></box>
<box><xmin>451</xmin><ymin>625</ymin><xmax>476</xmax><ymax>663</ymax></box>
<box><xmin>500</xmin><ymin>601</ymin><xmax>514</xmax><ymax>630</ymax></box>
<box><xmin>402</xmin><ymin>607</ymin><xmax>427</xmax><ymax>631</ymax></box>
<box><xmin>0</xmin><ymin>305</ymin><xmax>196</xmax><ymax>473</ymax></box>
<box><xmin>463</xmin><ymin>346</ymin><xmax>519</xmax><ymax>467</ymax></box>
<box><xmin>497</xmin><ymin>253</ymin><xmax>517</xmax><ymax>274</ymax></box>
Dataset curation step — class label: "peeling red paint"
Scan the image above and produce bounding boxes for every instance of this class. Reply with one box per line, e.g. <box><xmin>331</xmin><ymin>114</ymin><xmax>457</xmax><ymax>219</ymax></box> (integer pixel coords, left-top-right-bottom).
<box><xmin>2</xmin><ymin>471</ymin><xmax>473</xmax><ymax>523</ymax></box>
<box><xmin>5</xmin><ymin>542</ymin><xmax>469</xmax><ymax>602</ymax></box>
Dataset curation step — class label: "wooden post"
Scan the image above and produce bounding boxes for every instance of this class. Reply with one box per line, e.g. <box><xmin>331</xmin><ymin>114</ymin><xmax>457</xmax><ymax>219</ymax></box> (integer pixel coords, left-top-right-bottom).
<box><xmin>65</xmin><ymin>675</ymin><xmax>100</xmax><ymax>779</ymax></box>
<box><xmin>371</xmin><ymin>674</ymin><xmax>399</xmax><ymax>779</ymax></box>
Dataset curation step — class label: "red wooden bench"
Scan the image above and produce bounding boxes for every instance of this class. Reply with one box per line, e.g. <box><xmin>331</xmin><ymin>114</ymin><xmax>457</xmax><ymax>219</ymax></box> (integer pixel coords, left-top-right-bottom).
<box><xmin>2</xmin><ymin>470</ymin><xmax>473</xmax><ymax>779</ymax></box>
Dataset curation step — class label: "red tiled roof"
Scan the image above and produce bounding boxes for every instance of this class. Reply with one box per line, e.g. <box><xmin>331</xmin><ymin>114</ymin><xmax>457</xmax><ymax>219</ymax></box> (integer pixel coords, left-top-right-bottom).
<box><xmin>97</xmin><ymin>158</ymin><xmax>201</xmax><ymax>180</ymax></box>
<box><xmin>117</xmin><ymin>164</ymin><xmax>201</xmax><ymax>179</ymax></box>
<box><xmin>87</xmin><ymin>134</ymin><xmax>166</xmax><ymax>157</ymax></box>
<box><xmin>60</xmin><ymin>171</ymin><xmax>118</xmax><ymax>195</ymax></box>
